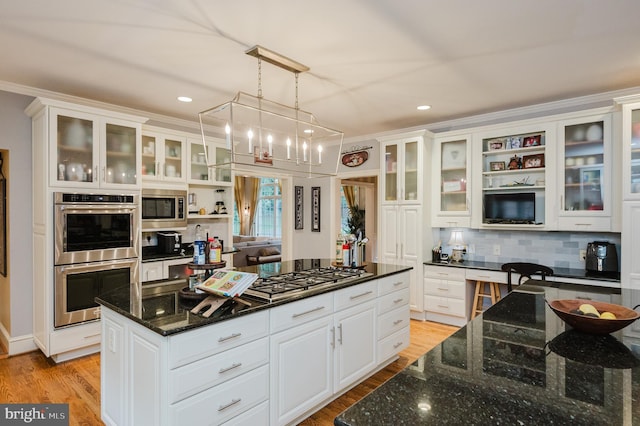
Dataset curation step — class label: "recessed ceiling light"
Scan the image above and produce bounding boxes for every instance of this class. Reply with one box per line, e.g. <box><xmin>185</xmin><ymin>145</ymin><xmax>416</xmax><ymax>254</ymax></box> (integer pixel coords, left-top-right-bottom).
<box><xmin>178</xmin><ymin>96</ymin><xmax>193</xmax><ymax>103</ymax></box>
<box><xmin>417</xmin><ymin>105</ymin><xmax>431</xmax><ymax>111</ymax></box>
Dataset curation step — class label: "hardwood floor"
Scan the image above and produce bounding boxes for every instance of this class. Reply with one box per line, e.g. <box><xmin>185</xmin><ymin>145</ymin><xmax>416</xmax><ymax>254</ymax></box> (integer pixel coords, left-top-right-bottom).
<box><xmin>0</xmin><ymin>320</ymin><xmax>457</xmax><ymax>425</ymax></box>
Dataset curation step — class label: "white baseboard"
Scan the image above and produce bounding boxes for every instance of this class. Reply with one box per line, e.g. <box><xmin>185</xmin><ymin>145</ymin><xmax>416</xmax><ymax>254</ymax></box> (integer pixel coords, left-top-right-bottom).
<box><xmin>0</xmin><ymin>322</ymin><xmax>38</xmax><ymax>355</ymax></box>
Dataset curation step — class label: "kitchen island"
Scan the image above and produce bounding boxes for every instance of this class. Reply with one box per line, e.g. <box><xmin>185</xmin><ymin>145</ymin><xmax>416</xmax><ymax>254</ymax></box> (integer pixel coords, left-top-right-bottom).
<box><xmin>335</xmin><ymin>280</ymin><xmax>640</xmax><ymax>425</ymax></box>
<box><xmin>96</xmin><ymin>259</ymin><xmax>412</xmax><ymax>425</ymax></box>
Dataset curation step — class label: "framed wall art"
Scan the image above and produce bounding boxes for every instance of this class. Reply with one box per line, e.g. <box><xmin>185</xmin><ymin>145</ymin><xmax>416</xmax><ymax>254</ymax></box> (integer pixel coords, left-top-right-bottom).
<box><xmin>311</xmin><ymin>186</ymin><xmax>321</xmax><ymax>232</ymax></box>
<box><xmin>0</xmin><ymin>153</ymin><xmax>6</xmax><ymax>277</ymax></box>
<box><xmin>294</xmin><ymin>185</ymin><xmax>303</xmax><ymax>230</ymax></box>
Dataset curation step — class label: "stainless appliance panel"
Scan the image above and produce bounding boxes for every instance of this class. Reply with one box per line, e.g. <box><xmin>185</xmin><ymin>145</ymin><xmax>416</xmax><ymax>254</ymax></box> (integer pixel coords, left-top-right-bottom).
<box><xmin>54</xmin><ymin>258</ymin><xmax>140</xmax><ymax>328</ymax></box>
<box><xmin>141</xmin><ymin>188</ymin><xmax>187</xmax><ymax>230</ymax></box>
<box><xmin>54</xmin><ymin>193</ymin><xmax>139</xmax><ymax>265</ymax></box>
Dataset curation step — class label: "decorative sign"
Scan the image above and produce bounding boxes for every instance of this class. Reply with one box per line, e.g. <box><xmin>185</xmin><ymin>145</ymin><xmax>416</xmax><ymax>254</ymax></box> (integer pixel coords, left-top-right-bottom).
<box><xmin>311</xmin><ymin>186</ymin><xmax>321</xmax><ymax>232</ymax></box>
<box><xmin>294</xmin><ymin>186</ymin><xmax>303</xmax><ymax>230</ymax></box>
<box><xmin>341</xmin><ymin>145</ymin><xmax>372</xmax><ymax>167</ymax></box>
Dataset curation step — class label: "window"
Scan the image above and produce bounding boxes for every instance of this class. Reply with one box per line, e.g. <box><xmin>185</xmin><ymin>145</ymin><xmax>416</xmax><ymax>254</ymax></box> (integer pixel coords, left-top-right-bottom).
<box><xmin>254</xmin><ymin>178</ymin><xmax>282</xmax><ymax>237</ymax></box>
<box><xmin>340</xmin><ymin>187</ymin><xmax>350</xmax><ymax>234</ymax></box>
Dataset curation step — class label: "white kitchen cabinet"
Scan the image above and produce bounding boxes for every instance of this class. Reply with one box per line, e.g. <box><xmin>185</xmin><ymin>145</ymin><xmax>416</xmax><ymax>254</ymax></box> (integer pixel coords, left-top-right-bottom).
<box><xmin>38</xmin><ymin>102</ymin><xmax>145</xmax><ymax>190</ymax></box>
<box><xmin>432</xmin><ymin>134</ymin><xmax>472</xmax><ymax>228</ymax></box>
<box><xmin>622</xmin><ymin>202</ymin><xmax>640</xmax><ymax>340</ymax></box>
<box><xmin>380</xmin><ymin>204</ymin><xmax>422</xmax><ymax>315</ymax></box>
<box><xmin>379</xmin><ymin>131</ymin><xmax>425</xmax><ymax>204</ymax></box>
<box><xmin>556</xmin><ymin>113</ymin><xmax>613</xmax><ymax>231</ymax></box>
<box><xmin>620</xmin><ymin>99</ymin><xmax>640</xmax><ymax>200</ymax></box>
<box><xmin>473</xmin><ymin>122</ymin><xmax>554</xmax><ymax>229</ymax></box>
<box><xmin>424</xmin><ymin>265</ymin><xmax>471</xmax><ymax>327</ymax></box>
<box><xmin>141</xmin><ymin>129</ymin><xmax>186</xmax><ymax>185</ymax></box>
<box><xmin>141</xmin><ymin>258</ymin><xmax>192</xmax><ymax>283</ymax></box>
<box><xmin>186</xmin><ymin>137</ymin><xmax>232</xmax><ymax>186</ymax></box>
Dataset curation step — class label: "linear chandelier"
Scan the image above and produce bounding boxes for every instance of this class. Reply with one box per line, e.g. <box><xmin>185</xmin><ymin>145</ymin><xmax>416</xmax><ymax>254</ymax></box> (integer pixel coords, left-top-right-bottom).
<box><xmin>199</xmin><ymin>45</ymin><xmax>344</xmax><ymax>177</ymax></box>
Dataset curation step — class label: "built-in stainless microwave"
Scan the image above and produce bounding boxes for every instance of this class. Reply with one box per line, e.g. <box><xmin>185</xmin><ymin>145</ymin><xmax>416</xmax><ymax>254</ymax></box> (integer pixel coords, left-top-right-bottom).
<box><xmin>141</xmin><ymin>188</ymin><xmax>187</xmax><ymax>230</ymax></box>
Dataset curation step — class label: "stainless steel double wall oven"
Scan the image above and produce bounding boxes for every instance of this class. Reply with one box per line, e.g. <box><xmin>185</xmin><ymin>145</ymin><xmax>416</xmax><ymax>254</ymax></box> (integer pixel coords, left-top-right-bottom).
<box><xmin>54</xmin><ymin>192</ymin><xmax>140</xmax><ymax>328</ymax></box>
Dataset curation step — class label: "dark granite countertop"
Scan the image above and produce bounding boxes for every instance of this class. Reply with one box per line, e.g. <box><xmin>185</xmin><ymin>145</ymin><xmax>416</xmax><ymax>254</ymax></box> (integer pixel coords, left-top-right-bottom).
<box><xmin>335</xmin><ymin>281</ymin><xmax>640</xmax><ymax>425</ymax></box>
<box><xmin>424</xmin><ymin>260</ymin><xmax>621</xmax><ymax>283</ymax></box>
<box><xmin>96</xmin><ymin>259</ymin><xmax>411</xmax><ymax>336</ymax></box>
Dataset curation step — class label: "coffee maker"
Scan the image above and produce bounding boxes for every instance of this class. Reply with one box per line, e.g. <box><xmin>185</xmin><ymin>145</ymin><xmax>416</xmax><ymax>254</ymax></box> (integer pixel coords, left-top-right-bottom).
<box><xmin>585</xmin><ymin>241</ymin><xmax>618</xmax><ymax>273</ymax></box>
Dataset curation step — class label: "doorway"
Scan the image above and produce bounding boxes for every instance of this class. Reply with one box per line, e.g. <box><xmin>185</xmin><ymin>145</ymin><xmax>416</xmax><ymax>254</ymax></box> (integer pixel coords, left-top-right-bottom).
<box><xmin>337</xmin><ymin>175</ymin><xmax>378</xmax><ymax>263</ymax></box>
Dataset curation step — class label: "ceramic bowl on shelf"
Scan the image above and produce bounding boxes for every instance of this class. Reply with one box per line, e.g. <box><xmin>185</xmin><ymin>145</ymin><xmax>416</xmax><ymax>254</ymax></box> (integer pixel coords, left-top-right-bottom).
<box><xmin>547</xmin><ymin>299</ymin><xmax>640</xmax><ymax>335</ymax></box>
<box><xmin>586</xmin><ymin>124</ymin><xmax>603</xmax><ymax>141</ymax></box>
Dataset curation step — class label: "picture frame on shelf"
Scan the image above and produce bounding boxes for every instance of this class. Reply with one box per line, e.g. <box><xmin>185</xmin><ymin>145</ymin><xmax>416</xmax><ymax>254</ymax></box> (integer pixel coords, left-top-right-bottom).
<box><xmin>508</xmin><ymin>136</ymin><xmax>522</xmax><ymax>149</ymax></box>
<box><xmin>487</xmin><ymin>138</ymin><xmax>506</xmax><ymax>151</ymax></box>
<box><xmin>490</xmin><ymin>161</ymin><xmax>505</xmax><ymax>171</ymax></box>
<box><xmin>523</xmin><ymin>153</ymin><xmax>545</xmax><ymax>169</ymax></box>
<box><xmin>523</xmin><ymin>135</ymin><xmax>542</xmax><ymax>147</ymax></box>
<box><xmin>507</xmin><ymin>155</ymin><xmax>522</xmax><ymax>170</ymax></box>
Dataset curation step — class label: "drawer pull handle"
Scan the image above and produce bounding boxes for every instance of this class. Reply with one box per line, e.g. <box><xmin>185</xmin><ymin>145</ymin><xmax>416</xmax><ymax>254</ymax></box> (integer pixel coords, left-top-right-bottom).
<box><xmin>393</xmin><ymin>281</ymin><xmax>403</xmax><ymax>286</ymax></box>
<box><xmin>218</xmin><ymin>332</ymin><xmax>242</xmax><ymax>342</ymax></box>
<box><xmin>218</xmin><ymin>362</ymin><xmax>242</xmax><ymax>374</ymax></box>
<box><xmin>338</xmin><ymin>323</ymin><xmax>343</xmax><ymax>344</ymax></box>
<box><xmin>218</xmin><ymin>398</ymin><xmax>241</xmax><ymax>411</ymax></box>
<box><xmin>393</xmin><ymin>298</ymin><xmax>403</xmax><ymax>304</ymax></box>
<box><xmin>350</xmin><ymin>290</ymin><xmax>373</xmax><ymax>300</ymax></box>
<box><xmin>437</xmin><ymin>304</ymin><xmax>448</xmax><ymax>308</ymax></box>
<box><xmin>437</xmin><ymin>287</ymin><xmax>448</xmax><ymax>291</ymax></box>
<box><xmin>393</xmin><ymin>319</ymin><xmax>403</xmax><ymax>326</ymax></box>
<box><xmin>292</xmin><ymin>306</ymin><xmax>325</xmax><ymax>318</ymax></box>
<box><xmin>393</xmin><ymin>342</ymin><xmax>403</xmax><ymax>349</ymax></box>
<box><xmin>575</xmin><ymin>296</ymin><xmax>592</xmax><ymax>300</ymax></box>
<box><xmin>83</xmin><ymin>333</ymin><xmax>101</xmax><ymax>339</ymax></box>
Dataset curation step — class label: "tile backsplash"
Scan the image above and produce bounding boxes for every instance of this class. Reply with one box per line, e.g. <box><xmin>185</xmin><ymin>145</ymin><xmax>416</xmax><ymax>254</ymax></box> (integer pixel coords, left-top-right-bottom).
<box><xmin>436</xmin><ymin>228</ymin><xmax>621</xmax><ymax>270</ymax></box>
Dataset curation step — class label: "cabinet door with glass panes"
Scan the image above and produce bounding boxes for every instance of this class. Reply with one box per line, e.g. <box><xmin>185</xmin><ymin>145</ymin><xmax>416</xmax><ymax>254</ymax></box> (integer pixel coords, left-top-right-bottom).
<box><xmin>141</xmin><ymin>130</ymin><xmax>186</xmax><ymax>184</ymax></box>
<box><xmin>433</xmin><ymin>135</ymin><xmax>471</xmax><ymax>227</ymax></box>
<box><xmin>556</xmin><ymin>113</ymin><xmax>612</xmax><ymax>231</ymax></box>
<box><xmin>187</xmin><ymin>137</ymin><xmax>232</xmax><ymax>186</ymax></box>
<box><xmin>379</xmin><ymin>132</ymin><xmax>424</xmax><ymax>205</ymax></box>
<box><xmin>621</xmin><ymin>101</ymin><xmax>640</xmax><ymax>200</ymax></box>
<box><xmin>50</xmin><ymin>108</ymin><xmax>140</xmax><ymax>189</ymax></box>
<box><xmin>477</xmin><ymin>123</ymin><xmax>552</xmax><ymax>229</ymax></box>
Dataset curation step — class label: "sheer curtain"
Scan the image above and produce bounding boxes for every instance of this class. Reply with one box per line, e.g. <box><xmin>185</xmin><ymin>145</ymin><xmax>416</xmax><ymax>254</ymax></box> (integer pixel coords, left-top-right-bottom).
<box><xmin>234</xmin><ymin>176</ymin><xmax>245</xmax><ymax>234</ymax></box>
<box><xmin>343</xmin><ymin>185</ymin><xmax>356</xmax><ymax>210</ymax></box>
<box><xmin>248</xmin><ymin>178</ymin><xmax>260</xmax><ymax>235</ymax></box>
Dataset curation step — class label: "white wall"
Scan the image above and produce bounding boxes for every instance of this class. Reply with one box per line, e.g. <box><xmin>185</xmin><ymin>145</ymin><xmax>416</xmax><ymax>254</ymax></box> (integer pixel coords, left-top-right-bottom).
<box><xmin>0</xmin><ymin>90</ymin><xmax>34</xmax><ymax>343</ymax></box>
<box><xmin>291</xmin><ymin>176</ymin><xmax>334</xmax><ymax>259</ymax></box>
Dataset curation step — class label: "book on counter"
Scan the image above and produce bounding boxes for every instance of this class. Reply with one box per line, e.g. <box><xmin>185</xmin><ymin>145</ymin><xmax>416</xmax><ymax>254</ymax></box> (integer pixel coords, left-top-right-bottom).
<box><xmin>195</xmin><ymin>269</ymin><xmax>259</xmax><ymax>298</ymax></box>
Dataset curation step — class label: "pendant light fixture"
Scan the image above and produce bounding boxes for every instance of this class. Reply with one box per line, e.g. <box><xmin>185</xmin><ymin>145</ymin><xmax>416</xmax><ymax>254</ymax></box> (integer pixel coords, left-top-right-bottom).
<box><xmin>198</xmin><ymin>45</ymin><xmax>344</xmax><ymax>178</ymax></box>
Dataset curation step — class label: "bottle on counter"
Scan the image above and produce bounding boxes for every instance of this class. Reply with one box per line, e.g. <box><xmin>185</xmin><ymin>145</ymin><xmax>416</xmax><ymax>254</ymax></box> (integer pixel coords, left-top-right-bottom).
<box><xmin>342</xmin><ymin>239</ymin><xmax>350</xmax><ymax>267</ymax></box>
<box><xmin>336</xmin><ymin>235</ymin><xmax>344</xmax><ymax>265</ymax></box>
<box><xmin>209</xmin><ymin>237</ymin><xmax>222</xmax><ymax>263</ymax></box>
<box><xmin>193</xmin><ymin>225</ymin><xmax>206</xmax><ymax>265</ymax></box>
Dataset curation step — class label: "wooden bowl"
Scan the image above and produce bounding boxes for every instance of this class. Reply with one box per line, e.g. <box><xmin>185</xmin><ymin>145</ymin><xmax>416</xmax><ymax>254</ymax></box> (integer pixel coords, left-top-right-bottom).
<box><xmin>547</xmin><ymin>299</ymin><xmax>640</xmax><ymax>335</ymax></box>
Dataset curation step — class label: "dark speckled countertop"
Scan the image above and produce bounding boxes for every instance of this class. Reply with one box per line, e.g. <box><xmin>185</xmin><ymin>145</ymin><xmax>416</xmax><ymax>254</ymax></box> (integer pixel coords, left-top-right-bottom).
<box><xmin>96</xmin><ymin>259</ymin><xmax>411</xmax><ymax>336</ymax></box>
<box><xmin>335</xmin><ymin>281</ymin><xmax>640</xmax><ymax>425</ymax></box>
<box><xmin>424</xmin><ymin>260</ymin><xmax>621</xmax><ymax>283</ymax></box>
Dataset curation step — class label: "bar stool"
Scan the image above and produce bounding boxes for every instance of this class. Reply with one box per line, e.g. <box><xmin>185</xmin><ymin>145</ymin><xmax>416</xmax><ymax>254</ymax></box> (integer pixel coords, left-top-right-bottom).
<box><xmin>471</xmin><ymin>281</ymin><xmax>501</xmax><ymax>318</ymax></box>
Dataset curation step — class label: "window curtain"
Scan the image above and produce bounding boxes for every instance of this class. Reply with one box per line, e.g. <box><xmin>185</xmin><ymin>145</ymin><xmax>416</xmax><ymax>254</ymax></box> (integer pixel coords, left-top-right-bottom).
<box><xmin>234</xmin><ymin>176</ymin><xmax>245</xmax><ymax>234</ymax></box>
<box><xmin>248</xmin><ymin>177</ymin><xmax>260</xmax><ymax>235</ymax></box>
<box><xmin>343</xmin><ymin>185</ymin><xmax>356</xmax><ymax>210</ymax></box>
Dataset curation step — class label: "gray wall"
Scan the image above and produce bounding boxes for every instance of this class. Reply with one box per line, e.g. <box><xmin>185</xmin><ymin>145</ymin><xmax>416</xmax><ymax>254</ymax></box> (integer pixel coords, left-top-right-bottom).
<box><xmin>0</xmin><ymin>90</ymin><xmax>34</xmax><ymax>339</ymax></box>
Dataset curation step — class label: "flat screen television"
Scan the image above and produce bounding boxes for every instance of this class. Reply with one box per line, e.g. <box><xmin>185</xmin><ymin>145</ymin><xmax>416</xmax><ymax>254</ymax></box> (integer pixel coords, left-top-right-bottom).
<box><xmin>483</xmin><ymin>192</ymin><xmax>535</xmax><ymax>224</ymax></box>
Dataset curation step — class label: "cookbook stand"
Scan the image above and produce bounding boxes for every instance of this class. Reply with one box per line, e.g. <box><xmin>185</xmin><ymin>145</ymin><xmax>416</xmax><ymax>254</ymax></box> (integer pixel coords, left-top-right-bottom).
<box><xmin>190</xmin><ymin>294</ymin><xmax>252</xmax><ymax>318</ymax></box>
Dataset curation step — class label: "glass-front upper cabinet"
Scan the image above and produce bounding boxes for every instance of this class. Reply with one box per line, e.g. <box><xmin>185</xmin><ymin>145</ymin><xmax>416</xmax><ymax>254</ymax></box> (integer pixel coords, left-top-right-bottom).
<box><xmin>621</xmin><ymin>100</ymin><xmax>640</xmax><ymax>200</ymax></box>
<box><xmin>51</xmin><ymin>108</ymin><xmax>140</xmax><ymax>189</ymax></box>
<box><xmin>141</xmin><ymin>129</ymin><xmax>186</xmax><ymax>184</ymax></box>
<box><xmin>556</xmin><ymin>114</ymin><xmax>612</xmax><ymax>231</ymax></box>
<box><xmin>379</xmin><ymin>132</ymin><xmax>424</xmax><ymax>204</ymax></box>
<box><xmin>432</xmin><ymin>135</ymin><xmax>471</xmax><ymax>227</ymax></box>
<box><xmin>187</xmin><ymin>137</ymin><xmax>232</xmax><ymax>185</ymax></box>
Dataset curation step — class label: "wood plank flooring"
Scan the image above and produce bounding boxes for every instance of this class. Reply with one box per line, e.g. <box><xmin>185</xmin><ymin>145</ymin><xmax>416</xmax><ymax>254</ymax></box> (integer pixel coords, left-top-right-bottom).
<box><xmin>0</xmin><ymin>320</ymin><xmax>457</xmax><ymax>425</ymax></box>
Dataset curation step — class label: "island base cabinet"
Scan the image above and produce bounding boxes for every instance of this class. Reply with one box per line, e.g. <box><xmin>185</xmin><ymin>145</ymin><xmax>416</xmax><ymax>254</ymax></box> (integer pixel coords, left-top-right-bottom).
<box><xmin>169</xmin><ymin>365</ymin><xmax>269</xmax><ymax>425</ymax></box>
<box><xmin>270</xmin><ymin>316</ymin><xmax>333</xmax><ymax>426</ymax></box>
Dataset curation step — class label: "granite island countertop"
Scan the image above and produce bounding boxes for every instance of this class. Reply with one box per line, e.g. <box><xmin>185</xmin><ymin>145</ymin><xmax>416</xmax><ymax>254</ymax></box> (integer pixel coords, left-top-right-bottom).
<box><xmin>96</xmin><ymin>259</ymin><xmax>411</xmax><ymax>336</ymax></box>
<box><xmin>335</xmin><ymin>280</ymin><xmax>640</xmax><ymax>425</ymax></box>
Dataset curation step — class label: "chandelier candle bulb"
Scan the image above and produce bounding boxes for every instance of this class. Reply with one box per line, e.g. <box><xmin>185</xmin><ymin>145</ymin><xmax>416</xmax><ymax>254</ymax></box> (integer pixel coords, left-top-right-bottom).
<box><xmin>286</xmin><ymin>138</ymin><xmax>291</xmax><ymax>159</ymax></box>
<box><xmin>225</xmin><ymin>123</ymin><xmax>231</xmax><ymax>148</ymax></box>
<box><xmin>268</xmin><ymin>134</ymin><xmax>273</xmax><ymax>156</ymax></box>
<box><xmin>247</xmin><ymin>129</ymin><xmax>253</xmax><ymax>153</ymax></box>
<box><xmin>318</xmin><ymin>145</ymin><xmax>323</xmax><ymax>164</ymax></box>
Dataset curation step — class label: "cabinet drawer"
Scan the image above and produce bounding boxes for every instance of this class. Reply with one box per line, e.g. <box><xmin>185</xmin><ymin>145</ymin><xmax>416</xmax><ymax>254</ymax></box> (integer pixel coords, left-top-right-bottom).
<box><xmin>169</xmin><ymin>310</ymin><xmax>269</xmax><ymax>368</ymax></box>
<box><xmin>378</xmin><ymin>272</ymin><xmax>410</xmax><ymax>296</ymax></box>
<box><xmin>334</xmin><ymin>280</ymin><xmax>377</xmax><ymax>311</ymax></box>
<box><xmin>377</xmin><ymin>326</ymin><xmax>410</xmax><ymax>363</ymax></box>
<box><xmin>424</xmin><ymin>277</ymin><xmax>466</xmax><ymax>299</ymax></box>
<box><xmin>378</xmin><ymin>305</ymin><xmax>410</xmax><ymax>340</ymax></box>
<box><xmin>378</xmin><ymin>289</ymin><xmax>410</xmax><ymax>315</ymax></box>
<box><xmin>424</xmin><ymin>295</ymin><xmax>466</xmax><ymax>318</ymax></box>
<box><xmin>556</xmin><ymin>288</ymin><xmax>614</xmax><ymax>303</ymax></box>
<box><xmin>558</xmin><ymin>216</ymin><xmax>611</xmax><ymax>232</ymax></box>
<box><xmin>170</xmin><ymin>364</ymin><xmax>269</xmax><ymax>425</ymax></box>
<box><xmin>168</xmin><ymin>337</ymin><xmax>269</xmax><ymax>403</ymax></box>
<box><xmin>423</xmin><ymin>265</ymin><xmax>466</xmax><ymax>280</ymax></box>
<box><xmin>142</xmin><ymin>261</ymin><xmax>164</xmax><ymax>282</ymax></box>
<box><xmin>465</xmin><ymin>269</ymin><xmax>507</xmax><ymax>284</ymax></box>
<box><xmin>222</xmin><ymin>400</ymin><xmax>269</xmax><ymax>426</ymax></box>
<box><xmin>270</xmin><ymin>293</ymin><xmax>333</xmax><ymax>334</ymax></box>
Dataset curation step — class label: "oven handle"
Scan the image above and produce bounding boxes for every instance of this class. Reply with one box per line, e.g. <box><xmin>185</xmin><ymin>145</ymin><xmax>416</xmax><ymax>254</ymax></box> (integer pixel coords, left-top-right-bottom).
<box><xmin>57</xmin><ymin>257</ymin><xmax>138</xmax><ymax>273</ymax></box>
<box><xmin>58</xmin><ymin>205</ymin><xmax>137</xmax><ymax>213</ymax></box>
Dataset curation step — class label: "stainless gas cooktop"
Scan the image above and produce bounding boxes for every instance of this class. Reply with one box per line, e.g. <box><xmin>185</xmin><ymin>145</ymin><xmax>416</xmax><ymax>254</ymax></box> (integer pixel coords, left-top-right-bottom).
<box><xmin>243</xmin><ymin>267</ymin><xmax>372</xmax><ymax>302</ymax></box>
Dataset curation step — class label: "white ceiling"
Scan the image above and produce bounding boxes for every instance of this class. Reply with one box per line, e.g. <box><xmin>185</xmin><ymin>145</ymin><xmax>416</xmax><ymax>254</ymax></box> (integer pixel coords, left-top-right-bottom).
<box><xmin>3</xmin><ymin>0</ymin><xmax>640</xmax><ymax>138</ymax></box>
